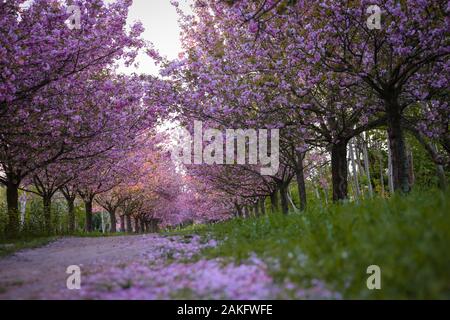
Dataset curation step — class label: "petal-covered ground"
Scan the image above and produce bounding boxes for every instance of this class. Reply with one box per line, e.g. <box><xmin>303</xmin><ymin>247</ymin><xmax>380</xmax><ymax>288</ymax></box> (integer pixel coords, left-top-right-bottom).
<box><xmin>0</xmin><ymin>234</ymin><xmax>340</xmax><ymax>300</ymax></box>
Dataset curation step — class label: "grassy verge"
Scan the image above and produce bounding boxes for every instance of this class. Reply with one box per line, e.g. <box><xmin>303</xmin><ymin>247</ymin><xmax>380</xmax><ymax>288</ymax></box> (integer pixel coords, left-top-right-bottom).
<box><xmin>0</xmin><ymin>237</ymin><xmax>58</xmax><ymax>258</ymax></box>
<box><xmin>70</xmin><ymin>231</ymin><xmax>131</xmax><ymax>238</ymax></box>
<box><xmin>172</xmin><ymin>189</ymin><xmax>450</xmax><ymax>299</ymax></box>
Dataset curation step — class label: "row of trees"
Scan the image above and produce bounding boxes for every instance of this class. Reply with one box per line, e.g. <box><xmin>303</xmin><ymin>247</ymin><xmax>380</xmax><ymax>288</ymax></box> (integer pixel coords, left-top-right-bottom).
<box><xmin>0</xmin><ymin>0</ymin><xmax>230</xmax><ymax>238</ymax></box>
<box><xmin>162</xmin><ymin>0</ymin><xmax>449</xmax><ymax>214</ymax></box>
<box><xmin>1</xmin><ymin>0</ymin><xmax>448</xmax><ymax>237</ymax></box>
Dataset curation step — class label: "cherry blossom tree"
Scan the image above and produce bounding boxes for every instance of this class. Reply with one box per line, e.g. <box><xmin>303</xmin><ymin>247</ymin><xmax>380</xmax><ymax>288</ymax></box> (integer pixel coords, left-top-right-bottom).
<box><xmin>229</xmin><ymin>0</ymin><xmax>449</xmax><ymax>193</ymax></box>
<box><xmin>0</xmin><ymin>0</ymin><xmax>146</xmax><ymax>237</ymax></box>
<box><xmin>167</xmin><ymin>0</ymin><xmax>448</xmax><ymax>202</ymax></box>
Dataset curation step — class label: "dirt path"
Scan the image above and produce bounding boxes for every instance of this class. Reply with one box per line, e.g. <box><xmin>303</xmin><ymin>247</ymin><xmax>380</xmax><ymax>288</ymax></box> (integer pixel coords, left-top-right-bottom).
<box><xmin>0</xmin><ymin>235</ymin><xmax>183</xmax><ymax>299</ymax></box>
<box><xmin>0</xmin><ymin>234</ymin><xmax>340</xmax><ymax>300</ymax></box>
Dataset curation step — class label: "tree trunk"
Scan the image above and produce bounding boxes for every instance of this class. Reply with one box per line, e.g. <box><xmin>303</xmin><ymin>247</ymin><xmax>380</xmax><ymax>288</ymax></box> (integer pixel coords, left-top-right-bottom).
<box><xmin>120</xmin><ymin>215</ymin><xmax>125</xmax><ymax>232</ymax></box>
<box><xmin>287</xmin><ymin>191</ymin><xmax>299</xmax><ymax>213</ymax></box>
<box><xmin>84</xmin><ymin>199</ymin><xmax>93</xmax><ymax>233</ymax></box>
<box><xmin>429</xmin><ymin>141</ymin><xmax>447</xmax><ymax>190</ymax></box>
<box><xmin>331</xmin><ymin>142</ymin><xmax>349</xmax><ymax>201</ymax></box>
<box><xmin>270</xmin><ymin>190</ymin><xmax>279</xmax><ymax>213</ymax></box>
<box><xmin>314</xmin><ymin>187</ymin><xmax>321</xmax><ymax>199</ymax></box>
<box><xmin>362</xmin><ymin>135</ymin><xmax>374</xmax><ymax>197</ymax></box>
<box><xmin>126</xmin><ymin>214</ymin><xmax>132</xmax><ymax>233</ymax></box>
<box><xmin>349</xmin><ymin>141</ymin><xmax>361</xmax><ymax>199</ymax></box>
<box><xmin>355</xmin><ymin>140</ymin><xmax>364</xmax><ymax>179</ymax></box>
<box><xmin>140</xmin><ymin>219</ymin><xmax>145</xmax><ymax>233</ymax></box>
<box><xmin>436</xmin><ymin>164</ymin><xmax>447</xmax><ymax>190</ymax></box>
<box><xmin>148</xmin><ymin>220</ymin><xmax>154</xmax><ymax>233</ymax></box>
<box><xmin>19</xmin><ymin>193</ymin><xmax>27</xmax><ymax>228</ymax></box>
<box><xmin>408</xmin><ymin>129</ymin><xmax>447</xmax><ymax>190</ymax></box>
<box><xmin>378</xmin><ymin>150</ymin><xmax>385</xmax><ymax>197</ymax></box>
<box><xmin>254</xmin><ymin>203</ymin><xmax>260</xmax><ymax>217</ymax></box>
<box><xmin>67</xmin><ymin>198</ymin><xmax>75</xmax><ymax>234</ymax></box>
<box><xmin>134</xmin><ymin>217</ymin><xmax>140</xmax><ymax>233</ymax></box>
<box><xmin>109</xmin><ymin>210</ymin><xmax>117</xmax><ymax>233</ymax></box>
<box><xmin>100</xmin><ymin>211</ymin><xmax>105</xmax><ymax>233</ymax></box>
<box><xmin>279</xmin><ymin>184</ymin><xmax>289</xmax><ymax>215</ymax></box>
<box><xmin>386</xmin><ymin>106</ymin><xmax>410</xmax><ymax>193</ymax></box>
<box><xmin>259</xmin><ymin>198</ymin><xmax>266</xmax><ymax>215</ymax></box>
<box><xmin>149</xmin><ymin>219</ymin><xmax>158</xmax><ymax>233</ymax></box>
<box><xmin>234</xmin><ymin>202</ymin><xmax>243</xmax><ymax>217</ymax></box>
<box><xmin>295</xmin><ymin>151</ymin><xmax>307</xmax><ymax>211</ymax></box>
<box><xmin>387</xmin><ymin>143</ymin><xmax>395</xmax><ymax>194</ymax></box>
<box><xmin>43</xmin><ymin>195</ymin><xmax>52</xmax><ymax>235</ymax></box>
<box><xmin>242</xmin><ymin>206</ymin><xmax>248</xmax><ymax>218</ymax></box>
<box><xmin>407</xmin><ymin>148</ymin><xmax>415</xmax><ymax>187</ymax></box>
<box><xmin>6</xmin><ymin>180</ymin><xmax>20</xmax><ymax>238</ymax></box>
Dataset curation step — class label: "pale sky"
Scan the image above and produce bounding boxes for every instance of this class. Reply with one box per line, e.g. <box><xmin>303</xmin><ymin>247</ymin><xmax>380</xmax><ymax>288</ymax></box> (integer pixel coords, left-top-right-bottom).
<box><xmin>118</xmin><ymin>0</ymin><xmax>193</xmax><ymax>76</ymax></box>
<box><xmin>24</xmin><ymin>0</ymin><xmax>192</xmax><ymax>75</ymax></box>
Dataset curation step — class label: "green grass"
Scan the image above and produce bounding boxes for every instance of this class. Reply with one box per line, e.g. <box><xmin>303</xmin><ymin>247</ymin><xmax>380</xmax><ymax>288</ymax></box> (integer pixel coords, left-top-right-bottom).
<box><xmin>0</xmin><ymin>237</ymin><xmax>58</xmax><ymax>258</ymax></box>
<box><xmin>171</xmin><ymin>189</ymin><xmax>450</xmax><ymax>299</ymax></box>
<box><xmin>70</xmin><ymin>231</ymin><xmax>131</xmax><ymax>238</ymax></box>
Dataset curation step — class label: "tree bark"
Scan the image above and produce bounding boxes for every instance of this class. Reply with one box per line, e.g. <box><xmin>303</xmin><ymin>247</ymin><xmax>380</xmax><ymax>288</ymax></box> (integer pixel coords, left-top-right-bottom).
<box><xmin>149</xmin><ymin>219</ymin><xmax>158</xmax><ymax>233</ymax></box>
<box><xmin>62</xmin><ymin>187</ymin><xmax>77</xmax><ymax>234</ymax></box>
<box><xmin>148</xmin><ymin>220</ymin><xmax>154</xmax><ymax>233</ymax></box>
<box><xmin>67</xmin><ymin>198</ymin><xmax>75</xmax><ymax>233</ymax></box>
<box><xmin>84</xmin><ymin>199</ymin><xmax>93</xmax><ymax>232</ymax></box>
<box><xmin>362</xmin><ymin>135</ymin><xmax>374</xmax><ymax>197</ymax></box>
<box><xmin>331</xmin><ymin>142</ymin><xmax>349</xmax><ymax>201</ymax></box>
<box><xmin>279</xmin><ymin>184</ymin><xmax>289</xmax><ymax>215</ymax></box>
<box><xmin>406</xmin><ymin>127</ymin><xmax>447</xmax><ymax>190</ymax></box>
<box><xmin>254</xmin><ymin>203</ymin><xmax>260</xmax><ymax>216</ymax></box>
<box><xmin>349</xmin><ymin>141</ymin><xmax>361</xmax><ymax>199</ymax></box>
<box><xmin>6</xmin><ymin>180</ymin><xmax>20</xmax><ymax>238</ymax></box>
<box><xmin>387</xmin><ymin>143</ymin><xmax>395</xmax><ymax>193</ymax></box>
<box><xmin>295</xmin><ymin>151</ymin><xmax>307</xmax><ymax>211</ymax></box>
<box><xmin>242</xmin><ymin>206</ymin><xmax>248</xmax><ymax>218</ymax></box>
<box><xmin>234</xmin><ymin>202</ymin><xmax>243</xmax><ymax>217</ymax></box>
<box><xmin>436</xmin><ymin>164</ymin><xmax>447</xmax><ymax>190</ymax></box>
<box><xmin>126</xmin><ymin>214</ymin><xmax>132</xmax><ymax>233</ymax></box>
<box><xmin>386</xmin><ymin>106</ymin><xmax>410</xmax><ymax>193</ymax></box>
<box><xmin>270</xmin><ymin>190</ymin><xmax>279</xmax><ymax>213</ymax></box>
<box><xmin>140</xmin><ymin>219</ymin><xmax>145</xmax><ymax>233</ymax></box>
<box><xmin>314</xmin><ymin>187</ymin><xmax>321</xmax><ymax>200</ymax></box>
<box><xmin>120</xmin><ymin>215</ymin><xmax>125</xmax><ymax>232</ymax></box>
<box><xmin>134</xmin><ymin>217</ymin><xmax>140</xmax><ymax>233</ymax></box>
<box><xmin>43</xmin><ymin>195</ymin><xmax>52</xmax><ymax>235</ymax></box>
<box><xmin>109</xmin><ymin>210</ymin><xmax>117</xmax><ymax>233</ymax></box>
<box><xmin>378</xmin><ymin>150</ymin><xmax>385</xmax><ymax>197</ymax></box>
<box><xmin>355</xmin><ymin>140</ymin><xmax>364</xmax><ymax>179</ymax></box>
<box><xmin>259</xmin><ymin>198</ymin><xmax>266</xmax><ymax>215</ymax></box>
<box><xmin>407</xmin><ymin>148</ymin><xmax>415</xmax><ymax>187</ymax></box>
